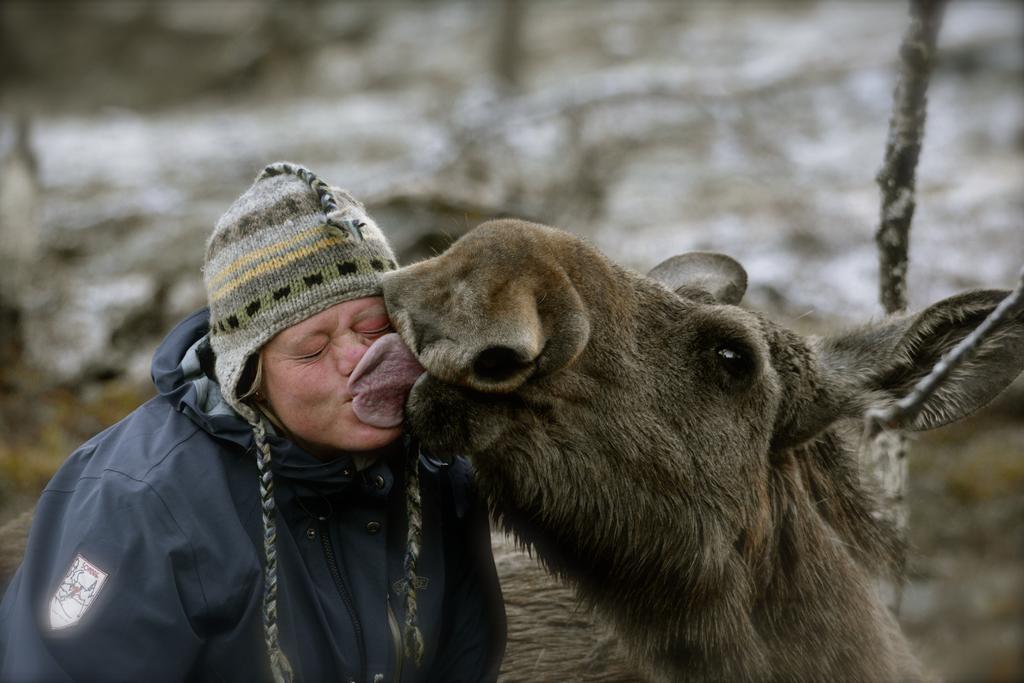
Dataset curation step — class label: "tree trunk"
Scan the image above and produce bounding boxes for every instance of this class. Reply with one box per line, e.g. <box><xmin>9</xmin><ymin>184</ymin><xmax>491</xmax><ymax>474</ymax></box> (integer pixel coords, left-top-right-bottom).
<box><xmin>868</xmin><ymin>0</ymin><xmax>946</xmax><ymax>610</ymax></box>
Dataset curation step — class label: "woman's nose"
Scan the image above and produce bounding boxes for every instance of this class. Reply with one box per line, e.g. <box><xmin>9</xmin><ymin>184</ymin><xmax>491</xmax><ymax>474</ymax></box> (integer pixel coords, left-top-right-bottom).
<box><xmin>333</xmin><ymin>338</ymin><xmax>369</xmax><ymax>376</ymax></box>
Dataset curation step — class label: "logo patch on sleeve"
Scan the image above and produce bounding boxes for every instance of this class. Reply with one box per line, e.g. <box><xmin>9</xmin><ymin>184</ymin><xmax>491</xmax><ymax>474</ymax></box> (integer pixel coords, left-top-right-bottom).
<box><xmin>49</xmin><ymin>554</ymin><xmax>109</xmax><ymax>630</ymax></box>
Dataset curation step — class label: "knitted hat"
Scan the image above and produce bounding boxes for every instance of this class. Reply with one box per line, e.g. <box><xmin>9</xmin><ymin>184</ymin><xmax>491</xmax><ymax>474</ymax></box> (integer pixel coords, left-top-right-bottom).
<box><xmin>205</xmin><ymin>161</ymin><xmax>399</xmax><ymax>407</ymax></box>
<box><xmin>203</xmin><ymin>163</ymin><xmax>423</xmax><ymax>682</ymax></box>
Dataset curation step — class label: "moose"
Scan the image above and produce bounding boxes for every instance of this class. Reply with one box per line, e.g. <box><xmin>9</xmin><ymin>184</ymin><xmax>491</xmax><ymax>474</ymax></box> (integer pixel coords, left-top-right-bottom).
<box><xmin>364</xmin><ymin>219</ymin><xmax>1024</xmax><ymax>682</ymax></box>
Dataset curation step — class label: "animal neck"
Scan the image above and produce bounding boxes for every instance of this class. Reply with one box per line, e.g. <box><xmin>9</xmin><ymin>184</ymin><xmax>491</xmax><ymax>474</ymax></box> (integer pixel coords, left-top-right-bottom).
<box><xmin>478</xmin><ymin>424</ymin><xmax>916</xmax><ymax>682</ymax></box>
<box><xmin>747</xmin><ymin>438</ymin><xmax>919</xmax><ymax>682</ymax></box>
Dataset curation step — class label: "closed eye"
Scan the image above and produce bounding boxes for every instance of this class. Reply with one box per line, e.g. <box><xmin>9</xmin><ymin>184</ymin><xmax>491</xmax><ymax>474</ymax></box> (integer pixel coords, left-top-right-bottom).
<box><xmin>359</xmin><ymin>323</ymin><xmax>392</xmax><ymax>338</ymax></box>
<box><xmin>295</xmin><ymin>345</ymin><xmax>328</xmax><ymax>361</ymax></box>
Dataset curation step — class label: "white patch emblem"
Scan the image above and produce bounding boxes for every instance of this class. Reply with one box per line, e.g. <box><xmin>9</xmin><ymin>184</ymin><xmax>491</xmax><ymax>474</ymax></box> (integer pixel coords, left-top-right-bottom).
<box><xmin>49</xmin><ymin>554</ymin><xmax>108</xmax><ymax>630</ymax></box>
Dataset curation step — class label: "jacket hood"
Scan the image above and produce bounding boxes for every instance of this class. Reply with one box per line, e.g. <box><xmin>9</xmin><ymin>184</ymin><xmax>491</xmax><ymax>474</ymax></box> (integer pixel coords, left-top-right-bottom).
<box><xmin>151</xmin><ymin>309</ymin><xmax>367</xmax><ymax>497</ymax></box>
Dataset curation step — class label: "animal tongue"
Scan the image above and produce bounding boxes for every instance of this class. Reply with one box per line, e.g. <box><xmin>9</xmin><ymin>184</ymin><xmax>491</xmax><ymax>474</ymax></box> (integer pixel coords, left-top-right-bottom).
<box><xmin>348</xmin><ymin>333</ymin><xmax>425</xmax><ymax>429</ymax></box>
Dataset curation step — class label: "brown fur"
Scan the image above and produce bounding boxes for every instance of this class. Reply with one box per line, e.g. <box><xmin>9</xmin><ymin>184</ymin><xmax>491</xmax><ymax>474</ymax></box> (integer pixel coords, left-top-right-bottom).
<box><xmin>383</xmin><ymin>219</ymin><xmax>1024</xmax><ymax>683</ymax></box>
<box><xmin>493</xmin><ymin>533</ymin><xmax>644</xmax><ymax>682</ymax></box>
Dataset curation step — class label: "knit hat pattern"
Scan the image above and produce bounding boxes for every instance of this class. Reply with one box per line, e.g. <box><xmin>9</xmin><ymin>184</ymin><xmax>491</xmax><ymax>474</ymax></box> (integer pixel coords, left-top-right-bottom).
<box><xmin>204</xmin><ymin>162</ymin><xmax>398</xmax><ymax>408</ymax></box>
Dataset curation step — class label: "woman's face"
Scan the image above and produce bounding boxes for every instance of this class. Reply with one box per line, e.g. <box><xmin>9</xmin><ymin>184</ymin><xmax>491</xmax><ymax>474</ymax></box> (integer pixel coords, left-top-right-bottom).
<box><xmin>260</xmin><ymin>297</ymin><xmax>401</xmax><ymax>459</ymax></box>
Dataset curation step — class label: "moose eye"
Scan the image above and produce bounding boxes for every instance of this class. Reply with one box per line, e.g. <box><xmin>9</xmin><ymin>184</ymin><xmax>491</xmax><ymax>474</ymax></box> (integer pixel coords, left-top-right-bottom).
<box><xmin>715</xmin><ymin>343</ymin><xmax>755</xmax><ymax>381</ymax></box>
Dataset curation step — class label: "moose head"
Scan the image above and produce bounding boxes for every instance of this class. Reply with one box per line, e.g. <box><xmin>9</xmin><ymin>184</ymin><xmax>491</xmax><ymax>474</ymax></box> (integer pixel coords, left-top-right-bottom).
<box><xmin>368</xmin><ymin>219</ymin><xmax>1022</xmax><ymax>682</ymax></box>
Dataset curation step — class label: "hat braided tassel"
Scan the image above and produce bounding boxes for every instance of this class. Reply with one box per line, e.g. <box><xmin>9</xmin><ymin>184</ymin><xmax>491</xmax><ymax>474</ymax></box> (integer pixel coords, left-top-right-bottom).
<box><xmin>258</xmin><ymin>162</ymin><xmax>364</xmax><ymax>241</ymax></box>
<box><xmin>238</xmin><ymin>402</ymin><xmax>295</xmax><ymax>683</ymax></box>
<box><xmin>402</xmin><ymin>447</ymin><xmax>425</xmax><ymax>666</ymax></box>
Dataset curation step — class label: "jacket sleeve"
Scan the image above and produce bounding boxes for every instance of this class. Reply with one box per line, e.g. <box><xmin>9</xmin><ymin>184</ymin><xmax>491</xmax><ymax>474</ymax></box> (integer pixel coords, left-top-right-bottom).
<box><xmin>428</xmin><ymin>458</ymin><xmax>507</xmax><ymax>683</ymax></box>
<box><xmin>0</xmin><ymin>459</ymin><xmax>208</xmax><ymax>683</ymax></box>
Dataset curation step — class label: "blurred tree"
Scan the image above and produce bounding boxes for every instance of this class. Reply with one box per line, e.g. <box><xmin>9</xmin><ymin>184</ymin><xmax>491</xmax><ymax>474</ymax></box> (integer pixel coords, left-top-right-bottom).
<box><xmin>0</xmin><ymin>115</ymin><xmax>41</xmax><ymax>351</ymax></box>
<box><xmin>493</xmin><ymin>0</ymin><xmax>527</xmax><ymax>95</ymax></box>
<box><xmin>0</xmin><ymin>0</ymin><xmax>376</xmax><ymax>112</ymax></box>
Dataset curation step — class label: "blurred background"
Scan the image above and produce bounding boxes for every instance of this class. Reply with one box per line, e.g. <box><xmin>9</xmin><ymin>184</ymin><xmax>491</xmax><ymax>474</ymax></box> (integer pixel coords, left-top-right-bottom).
<box><xmin>0</xmin><ymin>1</ymin><xmax>1021</xmax><ymax>681</ymax></box>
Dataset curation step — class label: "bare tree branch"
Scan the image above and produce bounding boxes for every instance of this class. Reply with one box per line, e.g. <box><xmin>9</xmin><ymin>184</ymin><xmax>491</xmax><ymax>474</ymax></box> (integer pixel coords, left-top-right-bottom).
<box><xmin>866</xmin><ymin>266</ymin><xmax>1024</xmax><ymax>438</ymax></box>
<box><xmin>875</xmin><ymin>0</ymin><xmax>946</xmax><ymax>315</ymax></box>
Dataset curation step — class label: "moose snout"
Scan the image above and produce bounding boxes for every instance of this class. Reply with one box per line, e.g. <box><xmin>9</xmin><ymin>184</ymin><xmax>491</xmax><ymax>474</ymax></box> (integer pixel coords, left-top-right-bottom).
<box><xmin>417</xmin><ymin>337</ymin><xmax>539</xmax><ymax>394</ymax></box>
<box><xmin>470</xmin><ymin>344</ymin><xmax>537</xmax><ymax>390</ymax></box>
<box><xmin>382</xmin><ymin>259</ymin><xmax>544</xmax><ymax>393</ymax></box>
<box><xmin>397</xmin><ymin>336</ymin><xmax>539</xmax><ymax>394</ymax></box>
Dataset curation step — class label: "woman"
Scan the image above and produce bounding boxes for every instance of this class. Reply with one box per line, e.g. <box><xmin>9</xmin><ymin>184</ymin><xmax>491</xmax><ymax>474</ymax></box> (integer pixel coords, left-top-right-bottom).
<box><xmin>0</xmin><ymin>163</ymin><xmax>506</xmax><ymax>682</ymax></box>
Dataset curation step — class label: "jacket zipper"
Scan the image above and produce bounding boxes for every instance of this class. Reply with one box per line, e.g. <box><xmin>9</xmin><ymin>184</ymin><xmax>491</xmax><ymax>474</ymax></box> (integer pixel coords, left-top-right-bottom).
<box><xmin>386</xmin><ymin>591</ymin><xmax>404</xmax><ymax>683</ymax></box>
<box><xmin>317</xmin><ymin>519</ymin><xmax>367</xmax><ymax>683</ymax></box>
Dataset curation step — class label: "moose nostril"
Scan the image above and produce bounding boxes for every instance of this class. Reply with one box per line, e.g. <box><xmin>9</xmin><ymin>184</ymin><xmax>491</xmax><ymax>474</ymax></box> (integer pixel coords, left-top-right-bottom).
<box><xmin>472</xmin><ymin>346</ymin><xmax>533</xmax><ymax>384</ymax></box>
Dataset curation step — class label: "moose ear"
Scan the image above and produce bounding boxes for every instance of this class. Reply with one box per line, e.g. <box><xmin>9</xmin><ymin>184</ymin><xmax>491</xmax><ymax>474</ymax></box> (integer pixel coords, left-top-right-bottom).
<box><xmin>823</xmin><ymin>290</ymin><xmax>1024</xmax><ymax>431</ymax></box>
<box><xmin>647</xmin><ymin>252</ymin><xmax>747</xmax><ymax>305</ymax></box>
